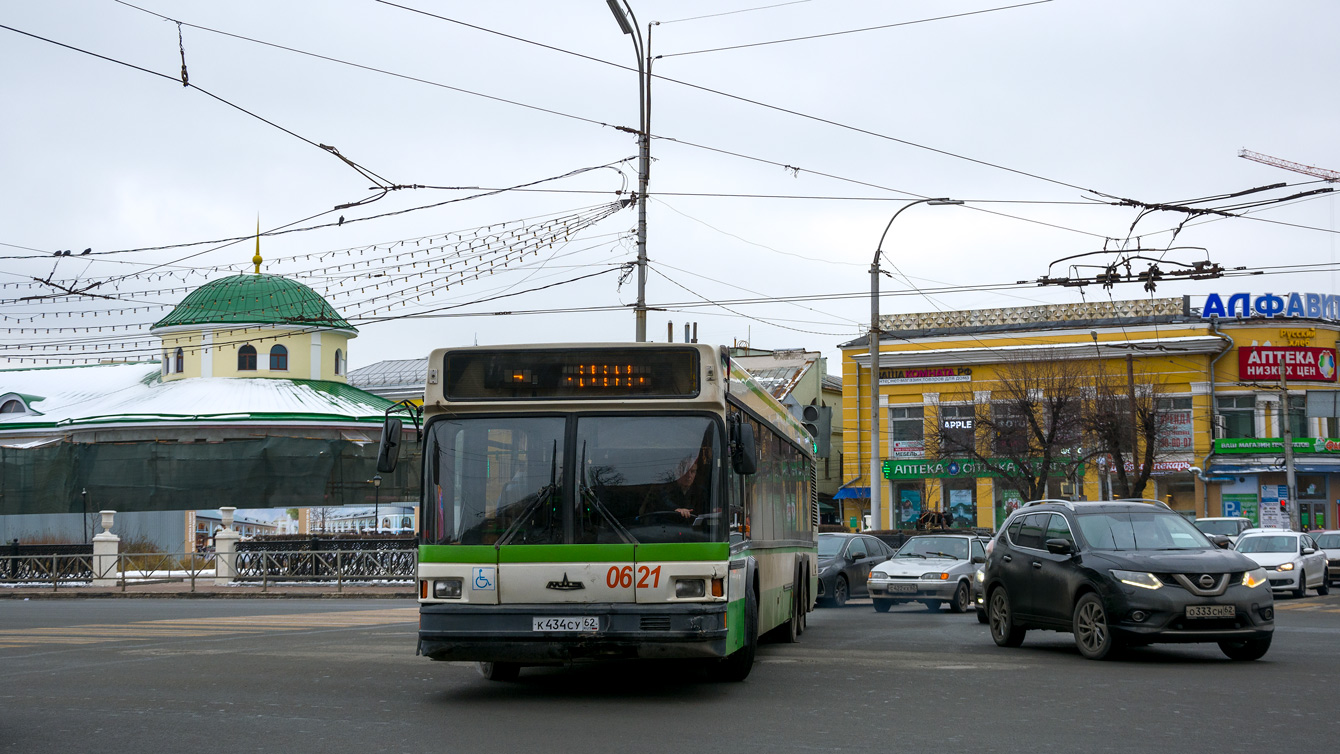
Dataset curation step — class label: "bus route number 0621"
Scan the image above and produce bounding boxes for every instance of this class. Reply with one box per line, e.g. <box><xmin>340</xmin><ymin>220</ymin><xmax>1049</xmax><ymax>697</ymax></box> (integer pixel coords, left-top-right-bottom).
<box><xmin>605</xmin><ymin>565</ymin><xmax>661</xmax><ymax>589</ymax></box>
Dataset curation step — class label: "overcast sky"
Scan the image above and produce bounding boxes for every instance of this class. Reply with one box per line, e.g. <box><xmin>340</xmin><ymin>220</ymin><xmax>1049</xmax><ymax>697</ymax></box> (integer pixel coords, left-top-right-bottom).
<box><xmin>2</xmin><ymin>0</ymin><xmax>1337</xmax><ymax>372</ymax></box>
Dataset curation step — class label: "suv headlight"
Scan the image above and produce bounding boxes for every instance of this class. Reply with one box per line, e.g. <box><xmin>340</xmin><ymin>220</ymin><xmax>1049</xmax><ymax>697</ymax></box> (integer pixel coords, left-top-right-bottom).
<box><xmin>1111</xmin><ymin>570</ymin><xmax>1162</xmax><ymax>590</ymax></box>
<box><xmin>1241</xmin><ymin>568</ymin><xmax>1269</xmax><ymax>589</ymax></box>
<box><xmin>1276</xmin><ymin>562</ymin><xmax>1295</xmax><ymax>571</ymax></box>
<box><xmin>975</xmin><ymin>569</ymin><xmax>985</xmax><ymax>583</ymax></box>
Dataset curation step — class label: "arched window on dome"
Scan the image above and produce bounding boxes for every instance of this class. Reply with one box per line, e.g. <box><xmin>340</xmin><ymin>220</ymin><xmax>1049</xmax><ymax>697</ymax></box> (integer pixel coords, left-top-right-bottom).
<box><xmin>1</xmin><ymin>399</ymin><xmax>26</xmax><ymax>414</ymax></box>
<box><xmin>334</xmin><ymin>349</ymin><xmax>344</xmax><ymax>376</ymax></box>
<box><xmin>270</xmin><ymin>344</ymin><xmax>288</xmax><ymax>371</ymax></box>
<box><xmin>174</xmin><ymin>347</ymin><xmax>184</xmax><ymax>373</ymax></box>
<box><xmin>162</xmin><ymin>351</ymin><xmax>170</xmax><ymax>375</ymax></box>
<box><xmin>238</xmin><ymin>345</ymin><xmax>257</xmax><ymax>371</ymax></box>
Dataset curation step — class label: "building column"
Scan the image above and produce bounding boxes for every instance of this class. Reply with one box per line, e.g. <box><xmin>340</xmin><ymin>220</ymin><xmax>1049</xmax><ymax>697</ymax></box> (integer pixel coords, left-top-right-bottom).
<box><xmin>92</xmin><ymin>510</ymin><xmax>120</xmax><ymax>587</ymax></box>
<box><xmin>310</xmin><ymin>332</ymin><xmax>323</xmax><ymax>380</ymax></box>
<box><xmin>201</xmin><ymin>331</ymin><xmax>214</xmax><ymax>377</ymax></box>
<box><xmin>213</xmin><ymin>506</ymin><xmax>240</xmax><ymax>585</ymax></box>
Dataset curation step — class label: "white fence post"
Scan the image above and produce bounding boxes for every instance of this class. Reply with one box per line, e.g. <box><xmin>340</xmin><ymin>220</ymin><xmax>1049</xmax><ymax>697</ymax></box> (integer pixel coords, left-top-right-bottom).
<box><xmin>213</xmin><ymin>506</ymin><xmax>240</xmax><ymax>586</ymax></box>
<box><xmin>92</xmin><ymin>510</ymin><xmax>120</xmax><ymax>587</ymax></box>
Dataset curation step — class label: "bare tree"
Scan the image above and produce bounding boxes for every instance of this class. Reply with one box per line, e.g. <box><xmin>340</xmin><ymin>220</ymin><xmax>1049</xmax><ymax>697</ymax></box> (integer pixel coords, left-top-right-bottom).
<box><xmin>1085</xmin><ymin>361</ymin><xmax>1171</xmax><ymax>499</ymax></box>
<box><xmin>929</xmin><ymin>358</ymin><xmax>1092</xmax><ymax>501</ymax></box>
<box><xmin>308</xmin><ymin>506</ymin><xmax>338</xmax><ymax>534</ymax></box>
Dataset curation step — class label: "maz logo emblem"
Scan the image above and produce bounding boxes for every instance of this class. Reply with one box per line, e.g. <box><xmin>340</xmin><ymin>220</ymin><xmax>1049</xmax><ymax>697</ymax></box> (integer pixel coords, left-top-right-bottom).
<box><xmin>546</xmin><ymin>573</ymin><xmax>585</xmax><ymax>591</ymax></box>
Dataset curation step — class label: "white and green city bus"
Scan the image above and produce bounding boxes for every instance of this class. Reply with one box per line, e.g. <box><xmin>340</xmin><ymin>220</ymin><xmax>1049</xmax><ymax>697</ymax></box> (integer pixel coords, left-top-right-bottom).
<box><xmin>377</xmin><ymin>343</ymin><xmax>818</xmax><ymax>681</ymax></box>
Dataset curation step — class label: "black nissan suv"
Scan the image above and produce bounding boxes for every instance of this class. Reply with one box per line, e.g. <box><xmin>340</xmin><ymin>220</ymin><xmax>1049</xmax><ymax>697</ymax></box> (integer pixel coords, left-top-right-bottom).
<box><xmin>982</xmin><ymin>499</ymin><xmax>1274</xmax><ymax>660</ymax></box>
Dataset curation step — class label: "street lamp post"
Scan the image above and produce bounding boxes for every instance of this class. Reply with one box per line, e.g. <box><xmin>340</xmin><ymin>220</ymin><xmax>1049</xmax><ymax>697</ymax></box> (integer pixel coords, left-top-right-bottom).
<box><xmin>869</xmin><ymin>198</ymin><xmax>962</xmax><ymax>531</ymax></box>
<box><xmin>81</xmin><ymin>488</ymin><xmax>89</xmax><ymax>543</ymax></box>
<box><xmin>607</xmin><ymin>0</ymin><xmax>652</xmax><ymax>342</ymax></box>
<box><xmin>372</xmin><ymin>474</ymin><xmax>382</xmax><ymax>535</ymax></box>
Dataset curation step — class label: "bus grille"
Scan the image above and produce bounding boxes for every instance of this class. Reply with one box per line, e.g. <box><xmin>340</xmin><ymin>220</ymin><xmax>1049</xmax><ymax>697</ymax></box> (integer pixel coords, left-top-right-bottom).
<box><xmin>640</xmin><ymin>616</ymin><xmax>672</xmax><ymax>631</ymax></box>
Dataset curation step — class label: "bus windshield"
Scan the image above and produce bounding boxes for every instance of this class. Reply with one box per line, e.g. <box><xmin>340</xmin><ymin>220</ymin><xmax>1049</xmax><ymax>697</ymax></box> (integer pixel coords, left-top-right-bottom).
<box><xmin>422</xmin><ymin>414</ymin><xmax>723</xmax><ymax>546</ymax></box>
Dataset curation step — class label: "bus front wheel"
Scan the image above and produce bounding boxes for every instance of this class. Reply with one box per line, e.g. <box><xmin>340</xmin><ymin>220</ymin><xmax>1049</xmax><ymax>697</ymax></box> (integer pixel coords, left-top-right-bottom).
<box><xmin>711</xmin><ymin>581</ymin><xmax>757</xmax><ymax>682</ymax></box>
<box><xmin>477</xmin><ymin>661</ymin><xmax>520</xmax><ymax>682</ymax></box>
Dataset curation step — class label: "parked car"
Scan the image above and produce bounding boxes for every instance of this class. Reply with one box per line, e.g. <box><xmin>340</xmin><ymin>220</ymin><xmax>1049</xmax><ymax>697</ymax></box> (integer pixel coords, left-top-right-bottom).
<box><xmin>817</xmin><ymin>533</ymin><xmax>893</xmax><ymax>607</ymax></box>
<box><xmin>1193</xmin><ymin>517</ymin><xmax>1255</xmax><ymax>546</ymax></box>
<box><xmin>982</xmin><ymin>499</ymin><xmax>1274</xmax><ymax>661</ymax></box>
<box><xmin>1234</xmin><ymin>530</ymin><xmax>1330</xmax><ymax>598</ymax></box>
<box><xmin>1316</xmin><ymin>531</ymin><xmax>1340</xmax><ymax>586</ymax></box>
<box><xmin>868</xmin><ymin>534</ymin><xmax>987</xmax><ymax>613</ymax></box>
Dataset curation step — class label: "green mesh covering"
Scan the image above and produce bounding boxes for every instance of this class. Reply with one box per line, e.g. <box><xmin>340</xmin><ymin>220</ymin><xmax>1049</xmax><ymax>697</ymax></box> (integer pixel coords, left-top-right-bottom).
<box><xmin>152</xmin><ymin>273</ymin><xmax>354</xmax><ymax>331</ymax></box>
<box><xmin>0</xmin><ymin>437</ymin><xmax>420</xmax><ymax>514</ymax></box>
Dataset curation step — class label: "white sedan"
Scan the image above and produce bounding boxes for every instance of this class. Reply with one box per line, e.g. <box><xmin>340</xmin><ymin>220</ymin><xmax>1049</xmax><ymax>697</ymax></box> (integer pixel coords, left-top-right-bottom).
<box><xmin>1317</xmin><ymin>531</ymin><xmax>1340</xmax><ymax>586</ymax></box>
<box><xmin>867</xmin><ymin>534</ymin><xmax>987</xmax><ymax>613</ymax></box>
<box><xmin>1235</xmin><ymin>530</ymin><xmax>1330</xmax><ymax>598</ymax></box>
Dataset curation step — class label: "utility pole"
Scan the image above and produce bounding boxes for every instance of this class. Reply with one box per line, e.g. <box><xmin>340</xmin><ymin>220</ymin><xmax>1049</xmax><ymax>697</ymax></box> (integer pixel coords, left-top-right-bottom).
<box><xmin>606</xmin><ymin>0</ymin><xmax>651</xmax><ymax>342</ymax></box>
<box><xmin>1279</xmin><ymin>369</ymin><xmax>1300</xmax><ymax>530</ymax></box>
<box><xmin>1126</xmin><ymin>354</ymin><xmax>1139</xmax><ymax>498</ymax></box>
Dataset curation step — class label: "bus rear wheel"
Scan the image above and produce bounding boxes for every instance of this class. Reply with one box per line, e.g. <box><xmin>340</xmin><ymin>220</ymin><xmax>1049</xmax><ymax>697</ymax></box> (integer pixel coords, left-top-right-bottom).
<box><xmin>477</xmin><ymin>661</ymin><xmax>520</xmax><ymax>682</ymax></box>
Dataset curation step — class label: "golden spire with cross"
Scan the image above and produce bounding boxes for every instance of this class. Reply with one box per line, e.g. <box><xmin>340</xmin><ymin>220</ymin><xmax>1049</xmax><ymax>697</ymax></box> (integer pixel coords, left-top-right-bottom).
<box><xmin>252</xmin><ymin>217</ymin><xmax>263</xmax><ymax>274</ymax></box>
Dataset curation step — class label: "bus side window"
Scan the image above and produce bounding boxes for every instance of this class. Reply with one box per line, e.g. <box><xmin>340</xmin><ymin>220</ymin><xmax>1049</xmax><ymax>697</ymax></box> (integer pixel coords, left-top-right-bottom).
<box><xmin>728</xmin><ymin>412</ymin><xmax>751</xmax><ymax>543</ymax></box>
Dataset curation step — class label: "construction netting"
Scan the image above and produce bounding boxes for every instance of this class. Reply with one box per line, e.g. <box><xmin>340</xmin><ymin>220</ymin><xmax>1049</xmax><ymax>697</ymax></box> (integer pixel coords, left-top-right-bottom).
<box><xmin>0</xmin><ymin>436</ymin><xmax>421</xmax><ymax>515</ymax></box>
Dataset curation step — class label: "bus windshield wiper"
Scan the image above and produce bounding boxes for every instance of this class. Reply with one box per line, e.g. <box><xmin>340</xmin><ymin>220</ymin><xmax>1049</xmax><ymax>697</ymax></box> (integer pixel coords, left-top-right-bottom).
<box><xmin>495</xmin><ymin>440</ymin><xmax>559</xmax><ymax>548</ymax></box>
<box><xmin>578</xmin><ymin>441</ymin><xmax>636</xmax><ymax>544</ymax></box>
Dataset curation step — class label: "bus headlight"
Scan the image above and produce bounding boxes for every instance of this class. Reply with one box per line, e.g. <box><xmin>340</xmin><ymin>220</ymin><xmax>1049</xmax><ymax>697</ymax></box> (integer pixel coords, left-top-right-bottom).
<box><xmin>675</xmin><ymin>579</ymin><xmax>706</xmax><ymax>598</ymax></box>
<box><xmin>433</xmin><ymin>578</ymin><xmax>463</xmax><ymax>599</ymax></box>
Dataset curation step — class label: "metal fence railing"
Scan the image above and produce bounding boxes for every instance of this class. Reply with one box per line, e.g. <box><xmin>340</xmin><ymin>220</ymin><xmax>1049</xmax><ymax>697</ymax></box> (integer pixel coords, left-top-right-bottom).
<box><xmin>0</xmin><ymin>548</ymin><xmax>417</xmax><ymax>593</ymax></box>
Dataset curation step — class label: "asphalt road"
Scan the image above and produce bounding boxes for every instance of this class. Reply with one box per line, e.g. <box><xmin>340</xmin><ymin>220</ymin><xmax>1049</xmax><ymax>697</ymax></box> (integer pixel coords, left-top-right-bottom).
<box><xmin>3</xmin><ymin>593</ymin><xmax>1339</xmax><ymax>753</ymax></box>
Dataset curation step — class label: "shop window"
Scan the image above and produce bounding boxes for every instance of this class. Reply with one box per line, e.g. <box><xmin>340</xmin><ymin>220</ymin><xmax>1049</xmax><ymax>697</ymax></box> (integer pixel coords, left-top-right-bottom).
<box><xmin>1286</xmin><ymin>395</ymin><xmax>1307</xmax><ymax>439</ymax></box>
<box><xmin>889</xmin><ymin>406</ymin><xmax>924</xmax><ymax>458</ymax></box>
<box><xmin>238</xmin><ymin>345</ymin><xmax>257</xmax><ymax>371</ymax></box>
<box><xmin>270</xmin><ymin>344</ymin><xmax>288</xmax><ymax>371</ymax></box>
<box><xmin>1216</xmin><ymin>396</ymin><xmax>1255</xmax><ymax>438</ymax></box>
<box><xmin>174</xmin><ymin>347</ymin><xmax>184</xmax><ymax>374</ymax></box>
<box><xmin>939</xmin><ymin>404</ymin><xmax>975</xmax><ymax>455</ymax></box>
<box><xmin>1156</xmin><ymin>396</ymin><xmax>1193</xmax><ymax>451</ymax></box>
<box><xmin>992</xmin><ymin>402</ymin><xmax>1031</xmax><ymax>455</ymax></box>
<box><xmin>1297</xmin><ymin>475</ymin><xmax>1327</xmax><ymax>500</ymax></box>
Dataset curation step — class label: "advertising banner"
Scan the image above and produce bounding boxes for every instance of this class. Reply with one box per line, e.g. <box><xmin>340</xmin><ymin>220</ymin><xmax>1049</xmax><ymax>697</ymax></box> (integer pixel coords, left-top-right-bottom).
<box><xmin>1238</xmin><ymin>346</ymin><xmax>1337</xmax><ymax>382</ymax></box>
<box><xmin>1259</xmin><ymin>485</ymin><xmax>1288</xmax><ymax>529</ymax></box>
<box><xmin>878</xmin><ymin>366</ymin><xmax>972</xmax><ymax>385</ymax></box>
<box><xmin>1157</xmin><ymin>409</ymin><xmax>1194</xmax><ymax>452</ymax></box>
<box><xmin>1214</xmin><ymin>437</ymin><xmax>1340</xmax><ymax>454</ymax></box>
<box><xmin>890</xmin><ymin>440</ymin><xmax>924</xmax><ymax>459</ymax></box>
<box><xmin>1221</xmin><ymin>493</ymin><xmax>1259</xmax><ymax>524</ymax></box>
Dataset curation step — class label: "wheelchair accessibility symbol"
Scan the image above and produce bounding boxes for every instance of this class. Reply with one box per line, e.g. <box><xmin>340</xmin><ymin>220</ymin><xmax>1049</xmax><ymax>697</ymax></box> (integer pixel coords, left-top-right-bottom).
<box><xmin>472</xmin><ymin>567</ymin><xmax>495</xmax><ymax>591</ymax></box>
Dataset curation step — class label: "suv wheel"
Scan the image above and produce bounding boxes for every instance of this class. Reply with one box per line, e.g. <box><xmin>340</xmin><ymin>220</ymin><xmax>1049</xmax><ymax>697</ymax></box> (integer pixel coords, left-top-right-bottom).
<box><xmin>1219</xmin><ymin>636</ymin><xmax>1271</xmax><ymax>661</ymax></box>
<box><xmin>1073</xmin><ymin>593</ymin><xmax>1120</xmax><ymax>660</ymax></box>
<box><xmin>988</xmin><ymin>588</ymin><xmax>1026</xmax><ymax>647</ymax></box>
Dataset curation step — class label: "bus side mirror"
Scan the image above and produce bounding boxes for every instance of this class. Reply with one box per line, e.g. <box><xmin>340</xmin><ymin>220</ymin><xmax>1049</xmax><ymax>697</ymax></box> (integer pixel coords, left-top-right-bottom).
<box><xmin>377</xmin><ymin>418</ymin><xmax>403</xmax><ymax>473</ymax></box>
<box><xmin>732</xmin><ymin>422</ymin><xmax>757</xmax><ymax>475</ymax></box>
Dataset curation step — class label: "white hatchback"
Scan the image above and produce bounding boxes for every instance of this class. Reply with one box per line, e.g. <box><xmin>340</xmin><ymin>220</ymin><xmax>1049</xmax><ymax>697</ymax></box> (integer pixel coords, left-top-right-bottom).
<box><xmin>1235</xmin><ymin>530</ymin><xmax>1331</xmax><ymax>598</ymax></box>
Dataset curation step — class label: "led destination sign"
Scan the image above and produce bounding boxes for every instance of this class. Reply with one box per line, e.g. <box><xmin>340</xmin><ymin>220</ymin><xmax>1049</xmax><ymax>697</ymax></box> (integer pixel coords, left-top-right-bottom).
<box><xmin>444</xmin><ymin>348</ymin><xmax>700</xmax><ymax>400</ymax></box>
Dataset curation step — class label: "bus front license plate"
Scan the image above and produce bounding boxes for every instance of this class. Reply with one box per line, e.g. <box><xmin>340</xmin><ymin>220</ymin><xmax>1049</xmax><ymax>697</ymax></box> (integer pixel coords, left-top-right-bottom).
<box><xmin>533</xmin><ymin>616</ymin><xmax>600</xmax><ymax>632</ymax></box>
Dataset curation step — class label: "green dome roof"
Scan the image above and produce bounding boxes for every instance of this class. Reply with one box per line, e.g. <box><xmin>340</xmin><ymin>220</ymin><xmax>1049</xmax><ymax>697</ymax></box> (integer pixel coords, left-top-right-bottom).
<box><xmin>152</xmin><ymin>273</ymin><xmax>354</xmax><ymax>331</ymax></box>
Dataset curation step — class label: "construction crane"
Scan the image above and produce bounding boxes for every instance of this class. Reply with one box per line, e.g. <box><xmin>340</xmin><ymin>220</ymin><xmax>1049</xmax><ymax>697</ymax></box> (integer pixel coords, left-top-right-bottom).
<box><xmin>1239</xmin><ymin>149</ymin><xmax>1340</xmax><ymax>182</ymax></box>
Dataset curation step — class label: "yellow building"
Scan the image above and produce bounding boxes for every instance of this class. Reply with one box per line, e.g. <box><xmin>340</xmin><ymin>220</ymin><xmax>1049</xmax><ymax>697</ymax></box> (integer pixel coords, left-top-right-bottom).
<box><xmin>840</xmin><ymin>295</ymin><xmax>1340</xmax><ymax>532</ymax></box>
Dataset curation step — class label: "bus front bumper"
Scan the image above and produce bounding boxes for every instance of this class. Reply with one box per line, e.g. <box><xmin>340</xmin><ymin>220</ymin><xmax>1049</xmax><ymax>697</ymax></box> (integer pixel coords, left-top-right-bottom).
<box><xmin>418</xmin><ymin>602</ymin><xmax>729</xmax><ymax>663</ymax></box>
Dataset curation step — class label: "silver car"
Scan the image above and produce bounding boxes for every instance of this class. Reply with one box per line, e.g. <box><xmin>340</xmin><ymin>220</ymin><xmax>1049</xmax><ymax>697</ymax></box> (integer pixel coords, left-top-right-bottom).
<box><xmin>1317</xmin><ymin>531</ymin><xmax>1340</xmax><ymax>586</ymax></box>
<box><xmin>868</xmin><ymin>534</ymin><xmax>987</xmax><ymax>613</ymax></box>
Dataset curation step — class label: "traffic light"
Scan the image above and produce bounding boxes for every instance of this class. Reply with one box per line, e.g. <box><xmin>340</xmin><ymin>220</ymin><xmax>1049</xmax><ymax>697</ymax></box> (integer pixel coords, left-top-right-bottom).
<box><xmin>800</xmin><ymin>404</ymin><xmax>832</xmax><ymax>458</ymax></box>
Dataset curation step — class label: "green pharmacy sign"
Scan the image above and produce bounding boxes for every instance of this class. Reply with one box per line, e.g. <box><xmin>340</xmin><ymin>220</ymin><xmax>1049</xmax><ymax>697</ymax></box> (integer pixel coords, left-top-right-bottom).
<box><xmin>882</xmin><ymin>458</ymin><xmax>1080</xmax><ymax>480</ymax></box>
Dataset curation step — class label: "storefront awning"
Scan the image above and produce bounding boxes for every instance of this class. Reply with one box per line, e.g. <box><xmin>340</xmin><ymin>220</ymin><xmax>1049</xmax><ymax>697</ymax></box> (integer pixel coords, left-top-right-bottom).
<box><xmin>833</xmin><ymin>486</ymin><xmax>869</xmax><ymax>500</ymax></box>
